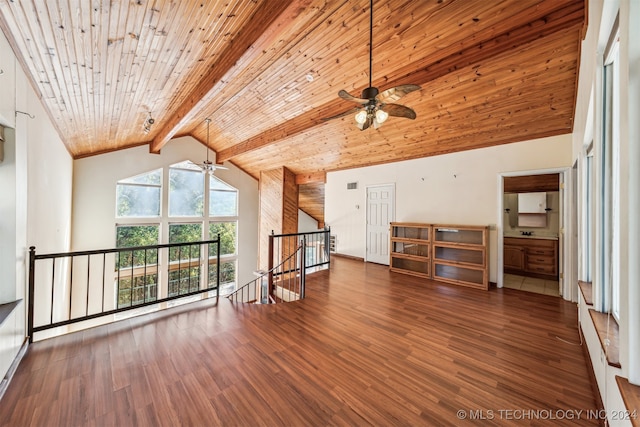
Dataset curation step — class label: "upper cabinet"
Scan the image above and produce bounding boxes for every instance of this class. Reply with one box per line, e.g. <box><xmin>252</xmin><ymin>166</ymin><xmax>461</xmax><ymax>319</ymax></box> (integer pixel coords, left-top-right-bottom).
<box><xmin>518</xmin><ymin>192</ymin><xmax>547</xmax><ymax>213</ymax></box>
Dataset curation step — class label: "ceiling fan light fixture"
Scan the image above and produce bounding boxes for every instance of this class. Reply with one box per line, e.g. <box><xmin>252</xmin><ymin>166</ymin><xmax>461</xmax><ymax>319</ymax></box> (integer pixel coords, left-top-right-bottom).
<box><xmin>334</xmin><ymin>0</ymin><xmax>419</xmax><ymax>131</ymax></box>
<box><xmin>375</xmin><ymin>109</ymin><xmax>389</xmax><ymax>124</ymax></box>
<box><xmin>355</xmin><ymin>110</ymin><xmax>368</xmax><ymax>124</ymax></box>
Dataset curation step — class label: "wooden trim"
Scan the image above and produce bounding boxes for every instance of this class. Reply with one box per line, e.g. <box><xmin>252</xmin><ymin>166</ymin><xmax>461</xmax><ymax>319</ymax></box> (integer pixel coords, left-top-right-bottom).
<box><xmin>616</xmin><ymin>376</ymin><xmax>640</xmax><ymax>426</ymax></box>
<box><xmin>330</xmin><ymin>252</ymin><xmax>364</xmax><ymax>262</ymax></box>
<box><xmin>588</xmin><ymin>309</ymin><xmax>621</xmax><ymax>368</ymax></box>
<box><xmin>579</xmin><ymin>280</ymin><xmax>594</xmax><ymax>306</ymax></box>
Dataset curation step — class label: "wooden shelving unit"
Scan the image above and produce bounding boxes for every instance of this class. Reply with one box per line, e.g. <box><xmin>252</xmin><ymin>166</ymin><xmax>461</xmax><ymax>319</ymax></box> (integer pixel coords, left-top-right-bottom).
<box><xmin>432</xmin><ymin>225</ymin><xmax>489</xmax><ymax>290</ymax></box>
<box><xmin>390</xmin><ymin>223</ymin><xmax>489</xmax><ymax>290</ymax></box>
<box><xmin>389</xmin><ymin>223</ymin><xmax>432</xmax><ymax>279</ymax></box>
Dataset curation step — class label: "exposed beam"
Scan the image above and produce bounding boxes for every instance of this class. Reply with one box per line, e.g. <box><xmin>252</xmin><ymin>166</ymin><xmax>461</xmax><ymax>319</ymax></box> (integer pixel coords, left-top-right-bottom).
<box><xmin>149</xmin><ymin>0</ymin><xmax>309</xmax><ymax>154</ymax></box>
<box><xmin>216</xmin><ymin>0</ymin><xmax>584</xmax><ymax>163</ymax></box>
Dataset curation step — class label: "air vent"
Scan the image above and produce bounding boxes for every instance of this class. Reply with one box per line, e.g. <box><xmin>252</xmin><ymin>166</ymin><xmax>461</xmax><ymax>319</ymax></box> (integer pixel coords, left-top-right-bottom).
<box><xmin>347</xmin><ymin>182</ymin><xmax>358</xmax><ymax>190</ymax></box>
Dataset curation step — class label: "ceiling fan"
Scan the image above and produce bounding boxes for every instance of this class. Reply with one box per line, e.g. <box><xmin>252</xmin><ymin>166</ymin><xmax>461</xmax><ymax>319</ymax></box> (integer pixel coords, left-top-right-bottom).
<box><xmin>194</xmin><ymin>118</ymin><xmax>228</xmax><ymax>174</ymax></box>
<box><xmin>336</xmin><ymin>0</ymin><xmax>421</xmax><ymax>130</ymax></box>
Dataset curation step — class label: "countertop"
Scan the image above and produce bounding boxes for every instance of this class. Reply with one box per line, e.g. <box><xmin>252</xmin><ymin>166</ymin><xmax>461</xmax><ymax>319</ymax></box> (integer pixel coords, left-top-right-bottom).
<box><xmin>504</xmin><ymin>234</ymin><xmax>558</xmax><ymax>241</ymax></box>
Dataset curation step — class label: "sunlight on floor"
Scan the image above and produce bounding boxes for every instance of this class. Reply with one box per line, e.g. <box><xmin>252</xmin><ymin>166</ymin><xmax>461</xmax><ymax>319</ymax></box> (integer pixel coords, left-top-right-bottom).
<box><xmin>503</xmin><ymin>273</ymin><xmax>560</xmax><ymax>297</ymax></box>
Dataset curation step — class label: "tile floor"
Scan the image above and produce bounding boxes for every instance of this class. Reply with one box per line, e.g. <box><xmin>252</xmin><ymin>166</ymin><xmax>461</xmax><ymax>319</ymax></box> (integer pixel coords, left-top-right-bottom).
<box><xmin>503</xmin><ymin>273</ymin><xmax>560</xmax><ymax>297</ymax></box>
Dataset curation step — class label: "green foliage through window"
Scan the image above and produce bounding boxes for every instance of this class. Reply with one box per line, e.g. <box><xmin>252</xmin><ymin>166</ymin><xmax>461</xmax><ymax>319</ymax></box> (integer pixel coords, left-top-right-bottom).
<box><xmin>116</xmin><ymin>169</ymin><xmax>161</xmax><ymax>217</ymax></box>
<box><xmin>115</xmin><ymin>225</ymin><xmax>159</xmax><ymax>308</ymax></box>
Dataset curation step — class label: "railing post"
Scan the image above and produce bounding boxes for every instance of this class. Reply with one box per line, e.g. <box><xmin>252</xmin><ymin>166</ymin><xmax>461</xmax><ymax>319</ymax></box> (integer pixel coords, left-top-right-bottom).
<box><xmin>325</xmin><ymin>226</ymin><xmax>331</xmax><ymax>265</ymax></box>
<box><xmin>216</xmin><ymin>234</ymin><xmax>221</xmax><ymax>297</ymax></box>
<box><xmin>268</xmin><ymin>232</ymin><xmax>274</xmax><ymax>299</ymax></box>
<box><xmin>28</xmin><ymin>246</ymin><xmax>36</xmax><ymax>343</ymax></box>
<box><xmin>300</xmin><ymin>237</ymin><xmax>306</xmax><ymax>299</ymax></box>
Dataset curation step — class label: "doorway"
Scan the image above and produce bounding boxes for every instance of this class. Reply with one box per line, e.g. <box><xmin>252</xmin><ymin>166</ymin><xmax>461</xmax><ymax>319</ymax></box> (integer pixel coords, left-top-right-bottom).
<box><xmin>500</xmin><ymin>171</ymin><xmax>567</xmax><ymax>297</ymax></box>
<box><xmin>365</xmin><ymin>184</ymin><xmax>395</xmax><ymax>265</ymax></box>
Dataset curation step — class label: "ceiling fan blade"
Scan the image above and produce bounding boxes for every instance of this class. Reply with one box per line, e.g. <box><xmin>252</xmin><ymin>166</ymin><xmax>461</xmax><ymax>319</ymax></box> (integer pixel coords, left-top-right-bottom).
<box><xmin>338</xmin><ymin>89</ymin><xmax>369</xmax><ymax>104</ymax></box>
<box><xmin>381</xmin><ymin>103</ymin><xmax>417</xmax><ymax>120</ymax></box>
<box><xmin>322</xmin><ymin>107</ymin><xmax>361</xmax><ymax>122</ymax></box>
<box><xmin>377</xmin><ymin>84</ymin><xmax>421</xmax><ymax>103</ymax></box>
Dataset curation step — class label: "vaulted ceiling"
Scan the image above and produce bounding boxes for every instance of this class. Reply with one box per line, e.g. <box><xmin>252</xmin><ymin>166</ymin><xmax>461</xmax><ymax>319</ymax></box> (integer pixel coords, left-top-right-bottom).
<box><xmin>0</xmin><ymin>0</ymin><xmax>585</xmax><ymax>224</ymax></box>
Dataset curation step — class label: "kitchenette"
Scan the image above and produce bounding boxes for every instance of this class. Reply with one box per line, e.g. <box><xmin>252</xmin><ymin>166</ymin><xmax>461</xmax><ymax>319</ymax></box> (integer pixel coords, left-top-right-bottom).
<box><xmin>503</xmin><ymin>174</ymin><xmax>560</xmax><ymax>282</ymax></box>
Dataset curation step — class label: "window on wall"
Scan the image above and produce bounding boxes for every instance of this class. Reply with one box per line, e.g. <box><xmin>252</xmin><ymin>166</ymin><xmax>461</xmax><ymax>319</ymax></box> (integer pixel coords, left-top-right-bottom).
<box><xmin>584</xmin><ymin>145</ymin><xmax>593</xmax><ymax>283</ymax></box>
<box><xmin>603</xmin><ymin>24</ymin><xmax>621</xmax><ymax>320</ymax></box>
<box><xmin>208</xmin><ymin>175</ymin><xmax>238</xmax><ymax>294</ymax></box>
<box><xmin>115</xmin><ymin>224</ymin><xmax>159</xmax><ymax>308</ymax></box>
<box><xmin>114</xmin><ymin>163</ymin><xmax>240</xmax><ymax>301</ymax></box>
<box><xmin>586</xmin><ymin>15</ymin><xmax>622</xmax><ymax>320</ymax></box>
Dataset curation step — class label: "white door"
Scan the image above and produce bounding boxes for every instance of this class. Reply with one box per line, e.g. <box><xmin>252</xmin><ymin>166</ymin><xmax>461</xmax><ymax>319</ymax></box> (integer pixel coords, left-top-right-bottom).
<box><xmin>366</xmin><ymin>184</ymin><xmax>395</xmax><ymax>264</ymax></box>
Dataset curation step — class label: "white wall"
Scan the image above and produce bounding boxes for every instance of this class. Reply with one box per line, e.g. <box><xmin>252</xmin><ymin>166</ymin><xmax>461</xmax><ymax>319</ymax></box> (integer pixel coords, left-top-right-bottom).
<box><xmin>0</xmin><ymin>27</ymin><xmax>73</xmax><ymax>381</ymax></box>
<box><xmin>298</xmin><ymin>209</ymin><xmax>321</xmax><ymax>232</ymax></box>
<box><xmin>326</xmin><ymin>135</ymin><xmax>572</xmax><ymax>282</ymax></box>
<box><xmin>71</xmin><ymin>137</ymin><xmax>259</xmax><ymax>287</ymax></box>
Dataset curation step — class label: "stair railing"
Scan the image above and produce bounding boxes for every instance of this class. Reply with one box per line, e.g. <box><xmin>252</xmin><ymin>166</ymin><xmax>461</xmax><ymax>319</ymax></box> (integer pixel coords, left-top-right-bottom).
<box><xmin>227</xmin><ymin>239</ymin><xmax>305</xmax><ymax>303</ymax></box>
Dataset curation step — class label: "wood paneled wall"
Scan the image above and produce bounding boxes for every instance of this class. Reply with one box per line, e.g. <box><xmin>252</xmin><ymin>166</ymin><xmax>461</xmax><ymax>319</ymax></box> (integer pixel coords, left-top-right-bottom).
<box><xmin>259</xmin><ymin>166</ymin><xmax>298</xmax><ymax>268</ymax></box>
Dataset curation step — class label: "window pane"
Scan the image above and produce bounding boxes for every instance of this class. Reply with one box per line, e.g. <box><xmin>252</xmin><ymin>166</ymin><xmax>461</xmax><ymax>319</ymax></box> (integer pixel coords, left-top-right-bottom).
<box><xmin>168</xmin><ymin>267</ymin><xmax>201</xmax><ymax>297</ymax></box>
<box><xmin>115</xmin><ymin>225</ymin><xmax>159</xmax><ymax>268</ymax></box>
<box><xmin>115</xmin><ymin>225</ymin><xmax>159</xmax><ymax>308</ymax></box>
<box><xmin>210</xmin><ymin>176</ymin><xmax>237</xmax><ymax>216</ymax></box>
<box><xmin>169</xmin><ymin>168</ymin><xmax>204</xmax><ymax>216</ymax></box>
<box><xmin>168</xmin><ymin>223</ymin><xmax>202</xmax><ymax>296</ymax></box>
<box><xmin>209</xmin><ymin>261</ymin><xmax>236</xmax><ymax>295</ymax></box>
<box><xmin>209</xmin><ymin>222</ymin><xmax>237</xmax><ymax>256</ymax></box>
<box><xmin>169</xmin><ymin>223</ymin><xmax>202</xmax><ymax>260</ymax></box>
<box><xmin>119</xmin><ymin>169</ymin><xmax>162</xmax><ymax>185</ymax></box>
<box><xmin>116</xmin><ymin>169</ymin><xmax>162</xmax><ymax>218</ymax></box>
<box><xmin>116</xmin><ymin>184</ymin><xmax>161</xmax><ymax>217</ymax></box>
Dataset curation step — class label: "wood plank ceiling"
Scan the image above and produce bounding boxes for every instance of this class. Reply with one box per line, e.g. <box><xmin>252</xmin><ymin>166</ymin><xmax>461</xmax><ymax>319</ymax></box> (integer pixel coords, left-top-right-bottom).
<box><xmin>0</xmin><ymin>0</ymin><xmax>585</xmax><ymax>225</ymax></box>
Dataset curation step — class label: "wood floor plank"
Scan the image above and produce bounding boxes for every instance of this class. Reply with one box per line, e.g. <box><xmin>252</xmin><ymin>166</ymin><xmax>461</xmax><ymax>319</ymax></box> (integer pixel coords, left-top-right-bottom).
<box><xmin>0</xmin><ymin>257</ymin><xmax>598</xmax><ymax>426</ymax></box>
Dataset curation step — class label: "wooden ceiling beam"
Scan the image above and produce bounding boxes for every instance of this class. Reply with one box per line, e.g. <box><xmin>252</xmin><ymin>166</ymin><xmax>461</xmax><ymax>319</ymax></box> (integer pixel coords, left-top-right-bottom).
<box><xmin>216</xmin><ymin>0</ymin><xmax>584</xmax><ymax>163</ymax></box>
<box><xmin>149</xmin><ymin>0</ymin><xmax>309</xmax><ymax>154</ymax></box>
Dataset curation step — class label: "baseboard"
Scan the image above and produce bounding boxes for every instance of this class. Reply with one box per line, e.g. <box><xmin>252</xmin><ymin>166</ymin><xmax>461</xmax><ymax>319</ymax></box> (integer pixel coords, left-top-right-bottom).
<box><xmin>331</xmin><ymin>252</ymin><xmax>365</xmax><ymax>262</ymax></box>
<box><xmin>0</xmin><ymin>337</ymin><xmax>29</xmax><ymax>402</ymax></box>
<box><xmin>580</xmin><ymin>326</ymin><xmax>606</xmax><ymax>427</ymax></box>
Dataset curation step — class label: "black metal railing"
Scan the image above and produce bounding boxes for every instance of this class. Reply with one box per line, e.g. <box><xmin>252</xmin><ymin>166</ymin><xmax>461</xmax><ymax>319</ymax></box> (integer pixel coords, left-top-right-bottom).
<box><xmin>227</xmin><ymin>240</ymin><xmax>305</xmax><ymax>304</ymax></box>
<box><xmin>28</xmin><ymin>238</ymin><xmax>221</xmax><ymax>342</ymax></box>
<box><xmin>270</xmin><ymin>227</ymin><xmax>330</xmax><ymax>272</ymax></box>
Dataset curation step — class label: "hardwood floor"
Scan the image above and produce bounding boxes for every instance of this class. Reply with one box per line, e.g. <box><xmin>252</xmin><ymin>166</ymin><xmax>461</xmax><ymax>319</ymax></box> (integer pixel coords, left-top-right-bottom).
<box><xmin>0</xmin><ymin>257</ymin><xmax>598</xmax><ymax>426</ymax></box>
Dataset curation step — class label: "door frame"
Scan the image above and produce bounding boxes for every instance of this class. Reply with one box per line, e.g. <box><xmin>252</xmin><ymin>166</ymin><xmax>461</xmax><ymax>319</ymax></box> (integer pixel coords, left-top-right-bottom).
<box><xmin>365</xmin><ymin>183</ymin><xmax>396</xmax><ymax>264</ymax></box>
<box><xmin>497</xmin><ymin>167</ymin><xmax>574</xmax><ymax>301</ymax></box>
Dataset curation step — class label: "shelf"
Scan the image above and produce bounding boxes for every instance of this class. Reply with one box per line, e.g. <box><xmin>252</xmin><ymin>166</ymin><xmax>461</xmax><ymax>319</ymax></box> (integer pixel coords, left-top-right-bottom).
<box><xmin>392</xmin><ymin>241</ymin><xmax>430</xmax><ymax>258</ymax></box>
<box><xmin>434</xmin><ymin>227</ymin><xmax>484</xmax><ymax>245</ymax></box>
<box><xmin>391</xmin><ymin>256</ymin><xmax>430</xmax><ymax>277</ymax></box>
<box><xmin>433</xmin><ymin>245</ymin><xmax>485</xmax><ymax>267</ymax></box>
<box><xmin>433</xmin><ymin>262</ymin><xmax>486</xmax><ymax>289</ymax></box>
<box><xmin>391</xmin><ymin>223</ymin><xmax>431</xmax><ymax>241</ymax></box>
